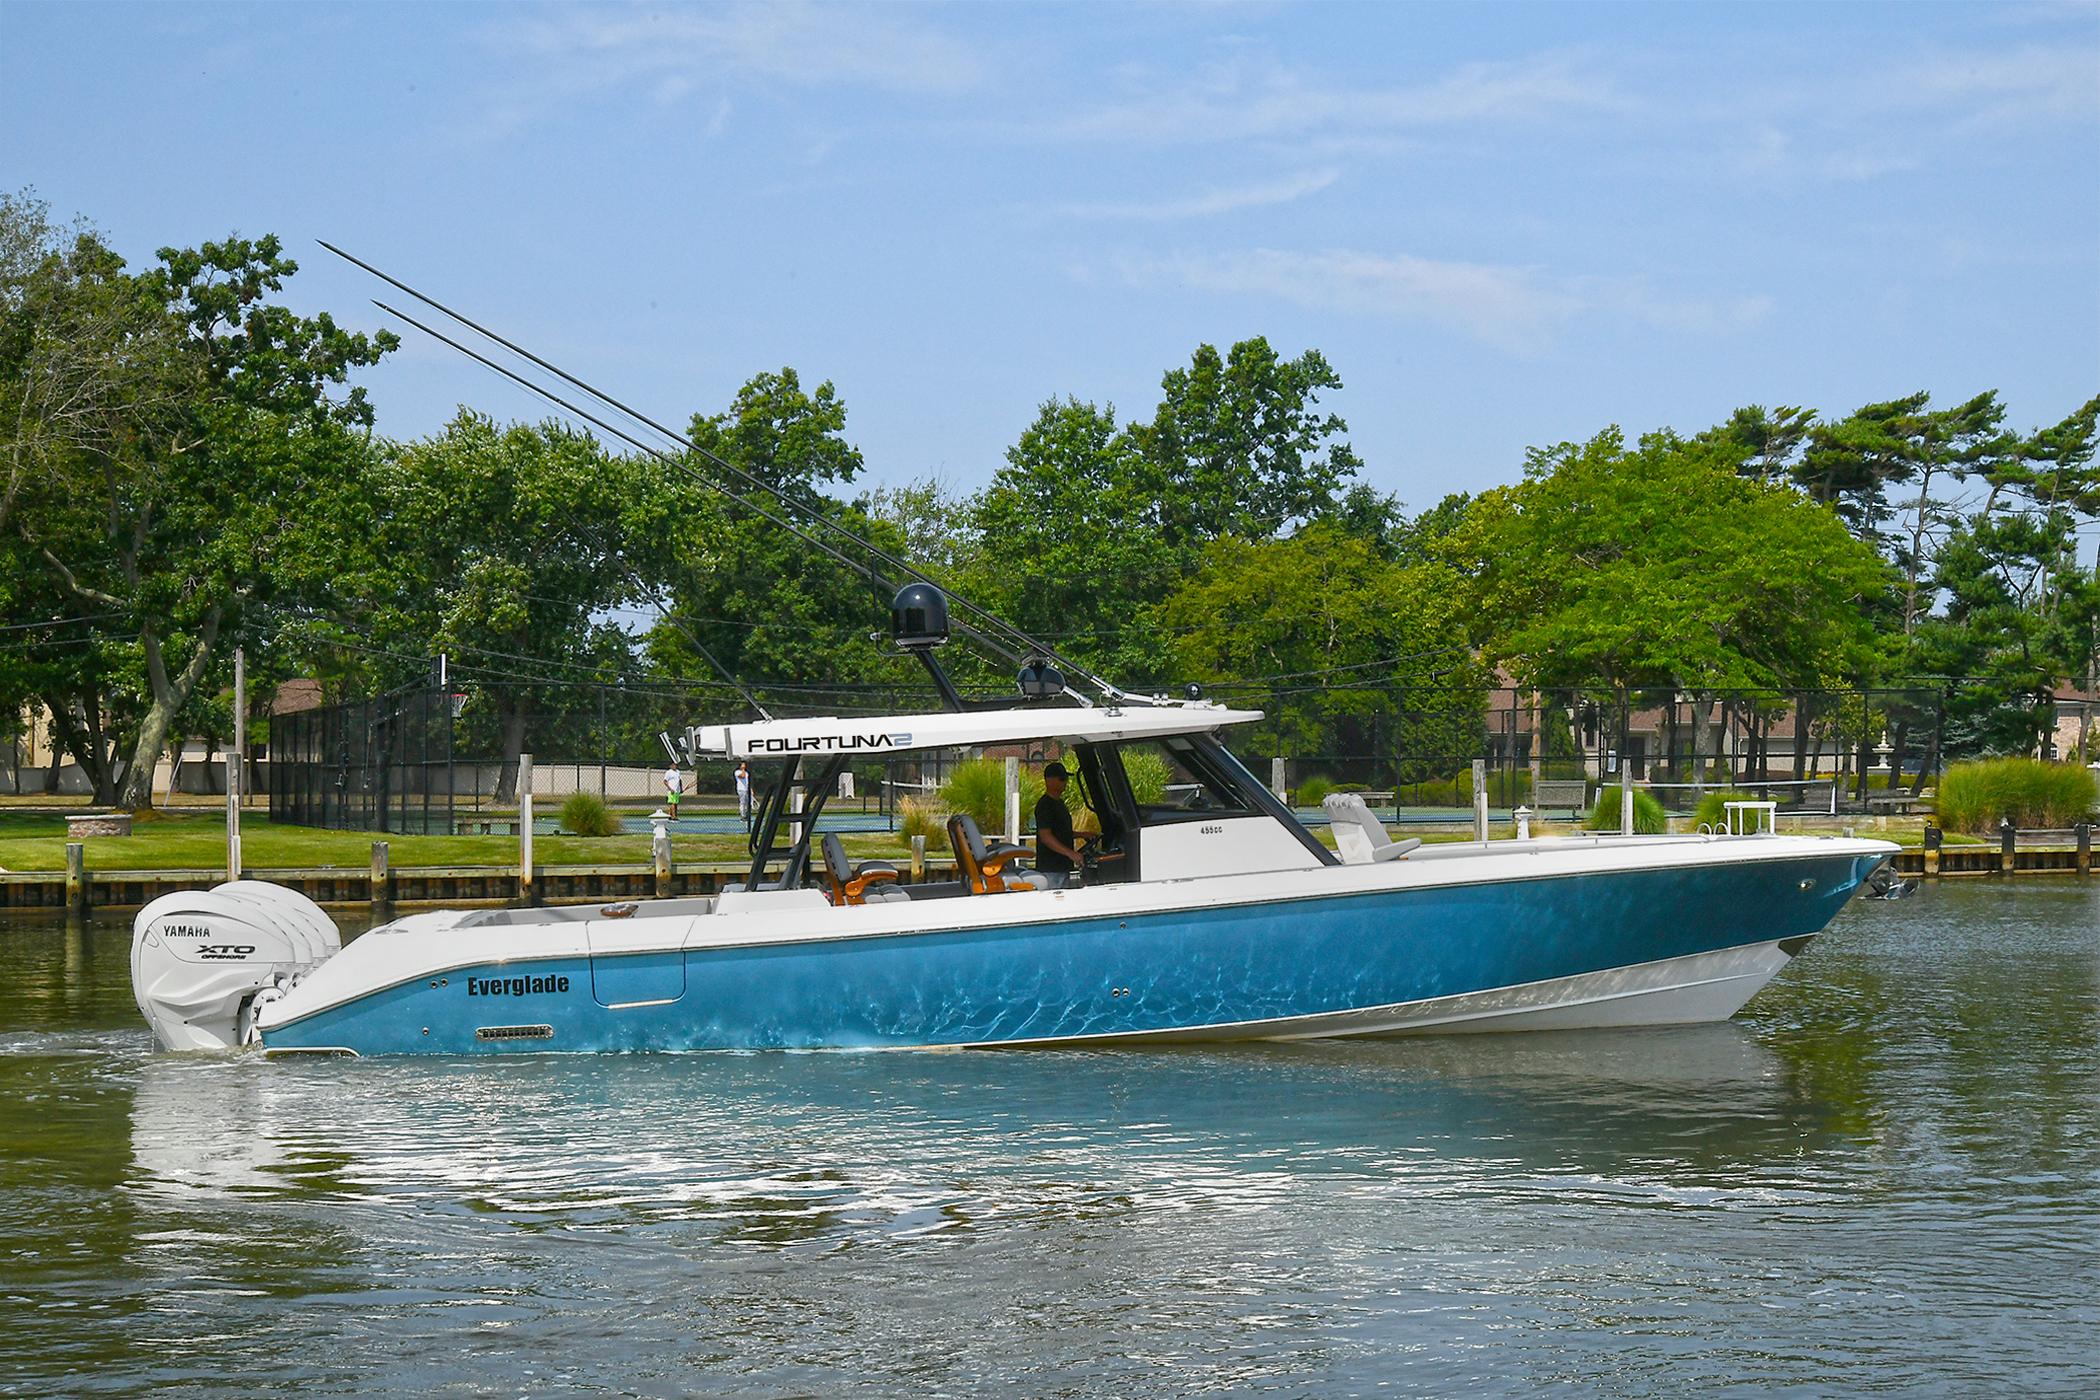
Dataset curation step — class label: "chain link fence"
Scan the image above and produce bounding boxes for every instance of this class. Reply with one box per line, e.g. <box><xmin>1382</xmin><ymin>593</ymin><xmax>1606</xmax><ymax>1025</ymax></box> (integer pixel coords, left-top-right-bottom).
<box><xmin>268</xmin><ymin>678</ymin><xmax>2091</xmax><ymax>833</ymax></box>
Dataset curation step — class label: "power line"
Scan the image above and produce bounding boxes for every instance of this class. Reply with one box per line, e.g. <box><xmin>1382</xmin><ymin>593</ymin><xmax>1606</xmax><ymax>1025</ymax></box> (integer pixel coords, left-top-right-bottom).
<box><xmin>0</xmin><ymin>612</ymin><xmax>126</xmax><ymax>633</ymax></box>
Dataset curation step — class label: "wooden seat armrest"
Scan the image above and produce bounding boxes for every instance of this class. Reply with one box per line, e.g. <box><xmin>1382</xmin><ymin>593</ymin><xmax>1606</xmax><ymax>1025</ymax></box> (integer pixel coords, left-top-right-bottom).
<box><xmin>845</xmin><ymin>867</ymin><xmax>901</xmax><ymax>901</ymax></box>
<box><xmin>980</xmin><ymin>847</ymin><xmax>1030</xmax><ymax>875</ymax></box>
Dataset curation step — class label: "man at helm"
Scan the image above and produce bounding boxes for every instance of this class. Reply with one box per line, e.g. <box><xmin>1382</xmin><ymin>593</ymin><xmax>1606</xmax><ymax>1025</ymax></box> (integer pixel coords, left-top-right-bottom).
<box><xmin>1034</xmin><ymin>761</ymin><xmax>1083</xmax><ymax>890</ymax></box>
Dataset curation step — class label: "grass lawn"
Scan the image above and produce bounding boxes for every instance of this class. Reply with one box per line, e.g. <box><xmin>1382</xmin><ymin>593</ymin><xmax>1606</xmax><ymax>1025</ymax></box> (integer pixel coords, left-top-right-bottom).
<box><xmin>0</xmin><ymin>811</ymin><xmax>914</xmax><ymax>873</ymax></box>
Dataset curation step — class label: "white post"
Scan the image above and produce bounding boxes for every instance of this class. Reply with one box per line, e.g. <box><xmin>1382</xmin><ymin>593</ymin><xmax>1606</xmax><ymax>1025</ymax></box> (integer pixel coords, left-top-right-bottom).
<box><xmin>518</xmin><ymin>750</ymin><xmax>534</xmax><ymax>903</ymax></box>
<box><xmin>1271</xmin><ymin>757</ymin><xmax>1288</xmax><ymax>803</ymax></box>
<box><xmin>1004</xmin><ymin>756</ymin><xmax>1020</xmax><ymax>844</ymax></box>
<box><xmin>1621</xmin><ymin>774</ymin><xmax>1635</xmax><ymax>836</ymax></box>
<box><xmin>650</xmin><ymin>812</ymin><xmax>672</xmax><ymax>897</ymax></box>
<box><xmin>226</xmin><ymin>644</ymin><xmax>244</xmax><ymax>881</ymax></box>
<box><xmin>1472</xmin><ymin>759</ymin><xmax>1488</xmax><ymax>844</ymax></box>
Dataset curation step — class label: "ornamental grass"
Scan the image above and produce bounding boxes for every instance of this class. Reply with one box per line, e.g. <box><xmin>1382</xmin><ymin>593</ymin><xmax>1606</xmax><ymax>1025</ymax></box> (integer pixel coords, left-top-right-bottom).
<box><xmin>1936</xmin><ymin>759</ymin><xmax>2097</xmax><ymax>834</ymax></box>
<box><xmin>559</xmin><ymin>791</ymin><xmax>622</xmax><ymax>838</ymax></box>
<box><xmin>1584</xmin><ymin>785</ymin><xmax>1669</xmax><ymax>834</ymax></box>
<box><xmin>1690</xmin><ymin>788</ymin><xmax>1760</xmax><ymax>831</ymax></box>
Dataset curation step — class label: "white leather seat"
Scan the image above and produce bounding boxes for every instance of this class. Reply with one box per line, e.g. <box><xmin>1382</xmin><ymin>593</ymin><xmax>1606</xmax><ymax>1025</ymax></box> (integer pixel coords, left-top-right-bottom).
<box><xmin>1322</xmin><ymin>793</ymin><xmax>1423</xmax><ymax>865</ymax></box>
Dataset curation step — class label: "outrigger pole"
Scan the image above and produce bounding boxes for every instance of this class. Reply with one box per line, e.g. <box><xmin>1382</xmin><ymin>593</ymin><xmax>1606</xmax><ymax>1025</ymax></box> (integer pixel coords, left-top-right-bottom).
<box><xmin>370</xmin><ymin>297</ymin><xmax>995</xmax><ymax>683</ymax></box>
<box><xmin>322</xmin><ymin>241</ymin><xmax>1139</xmax><ymax>709</ymax></box>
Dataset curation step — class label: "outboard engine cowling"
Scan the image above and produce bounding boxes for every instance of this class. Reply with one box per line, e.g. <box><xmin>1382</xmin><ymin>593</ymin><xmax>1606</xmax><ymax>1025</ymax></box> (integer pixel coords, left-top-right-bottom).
<box><xmin>131</xmin><ymin>881</ymin><xmax>342</xmax><ymax>1051</ymax></box>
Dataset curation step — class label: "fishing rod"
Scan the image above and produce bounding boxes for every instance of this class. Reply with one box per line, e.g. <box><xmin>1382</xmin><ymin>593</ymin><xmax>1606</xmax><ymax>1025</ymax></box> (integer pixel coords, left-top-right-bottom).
<box><xmin>326</xmin><ymin>239</ymin><xmax>1077</xmax><ymax>682</ymax></box>
<box><xmin>370</xmin><ymin>298</ymin><xmax>1051</xmax><ymax>707</ymax></box>
<box><xmin>322</xmin><ymin>240</ymin><xmax>1137</xmax><ymax>706</ymax></box>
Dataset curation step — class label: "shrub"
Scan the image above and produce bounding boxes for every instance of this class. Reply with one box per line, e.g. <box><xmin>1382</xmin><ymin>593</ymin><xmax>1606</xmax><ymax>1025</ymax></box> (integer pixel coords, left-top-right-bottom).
<box><xmin>1122</xmin><ymin>749</ymin><xmax>1170</xmax><ymax>805</ymax></box>
<box><xmin>1690</xmin><ymin>788</ymin><xmax>1760</xmax><ymax>831</ymax></box>
<box><xmin>936</xmin><ymin>758</ymin><xmax>1045</xmax><ymax>834</ymax></box>
<box><xmin>1294</xmin><ymin>775</ymin><xmax>1334</xmax><ymax>807</ymax></box>
<box><xmin>1584</xmin><ymin>785</ymin><xmax>1668</xmax><ymax>834</ymax></box>
<box><xmin>559</xmin><ymin>792</ymin><xmax>622</xmax><ymax>838</ymax></box>
<box><xmin>896</xmin><ymin>796</ymin><xmax>944</xmax><ymax>853</ymax></box>
<box><xmin>1936</xmin><ymin>758</ymin><xmax>2098</xmax><ymax>834</ymax></box>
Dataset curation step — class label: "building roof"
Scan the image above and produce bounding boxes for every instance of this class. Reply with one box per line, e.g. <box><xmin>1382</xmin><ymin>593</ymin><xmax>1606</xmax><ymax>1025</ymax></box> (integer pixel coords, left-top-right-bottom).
<box><xmin>693</xmin><ymin>703</ymin><xmax>1265</xmax><ymax>760</ymax></box>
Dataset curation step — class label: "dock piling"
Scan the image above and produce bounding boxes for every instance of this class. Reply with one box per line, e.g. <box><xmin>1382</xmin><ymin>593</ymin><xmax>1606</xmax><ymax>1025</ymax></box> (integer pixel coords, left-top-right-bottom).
<box><xmin>2000</xmin><ymin>818</ymin><xmax>2016</xmax><ymax>876</ymax></box>
<box><xmin>911</xmin><ymin>834</ymin><xmax>926</xmax><ymax>882</ymax></box>
<box><xmin>1923</xmin><ymin>823</ymin><xmax>1941</xmax><ymax>877</ymax></box>
<box><xmin>2078</xmin><ymin>822</ymin><xmax>2091</xmax><ymax>877</ymax></box>
<box><xmin>518</xmin><ymin>751</ymin><xmax>536</xmax><ymax>906</ymax></box>
<box><xmin>370</xmin><ymin>841</ymin><xmax>390</xmax><ymax>915</ymax></box>
<box><xmin>65</xmin><ymin>842</ymin><xmax>87</xmax><ymax>917</ymax></box>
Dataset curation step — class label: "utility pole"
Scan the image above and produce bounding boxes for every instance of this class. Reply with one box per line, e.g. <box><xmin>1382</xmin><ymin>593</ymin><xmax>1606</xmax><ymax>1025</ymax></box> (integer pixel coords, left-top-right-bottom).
<box><xmin>227</xmin><ymin>645</ymin><xmax>245</xmax><ymax>881</ymax></box>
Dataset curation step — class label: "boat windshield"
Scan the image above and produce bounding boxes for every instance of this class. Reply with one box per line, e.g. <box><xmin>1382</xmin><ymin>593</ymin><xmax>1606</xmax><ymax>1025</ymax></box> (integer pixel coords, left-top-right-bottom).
<box><xmin>1120</xmin><ymin>735</ymin><xmax>1258</xmax><ymax>826</ymax></box>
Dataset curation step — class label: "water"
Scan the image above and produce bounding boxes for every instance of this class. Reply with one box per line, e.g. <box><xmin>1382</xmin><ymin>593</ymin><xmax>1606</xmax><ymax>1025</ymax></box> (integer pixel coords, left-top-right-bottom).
<box><xmin>3</xmin><ymin>883</ymin><xmax>2095</xmax><ymax>1397</ymax></box>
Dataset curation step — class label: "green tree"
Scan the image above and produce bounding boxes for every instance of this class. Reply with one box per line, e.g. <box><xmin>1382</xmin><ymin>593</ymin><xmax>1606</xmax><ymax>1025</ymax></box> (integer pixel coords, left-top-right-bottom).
<box><xmin>3</xmin><ymin>217</ymin><xmax>392</xmax><ymax>808</ymax></box>
<box><xmin>1914</xmin><ymin>396</ymin><xmax>2100</xmax><ymax>755</ymax></box>
<box><xmin>1447</xmin><ymin>427</ymin><xmax>1893</xmax><ymax>702</ymax></box>
<box><xmin>341</xmin><ymin>412</ymin><xmax>649</xmax><ymax>798</ymax></box>
<box><xmin>1698</xmin><ymin>403</ymin><xmax>1817</xmax><ymax>484</ymax></box>
<box><xmin>1157</xmin><ymin>522</ymin><xmax>1484</xmax><ymax>761</ymax></box>
<box><xmin>1129</xmin><ymin>337</ymin><xmax>1363</xmax><ymax>549</ymax></box>
<box><xmin>962</xmin><ymin>396</ymin><xmax>1176</xmax><ymax>682</ymax></box>
<box><xmin>649</xmin><ymin>369</ymin><xmax>918</xmax><ymax>702</ymax></box>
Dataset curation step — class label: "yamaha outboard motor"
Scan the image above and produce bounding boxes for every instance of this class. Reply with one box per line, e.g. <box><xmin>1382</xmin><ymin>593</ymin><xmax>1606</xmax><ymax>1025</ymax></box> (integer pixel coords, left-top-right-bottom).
<box><xmin>131</xmin><ymin>881</ymin><xmax>342</xmax><ymax>1050</ymax></box>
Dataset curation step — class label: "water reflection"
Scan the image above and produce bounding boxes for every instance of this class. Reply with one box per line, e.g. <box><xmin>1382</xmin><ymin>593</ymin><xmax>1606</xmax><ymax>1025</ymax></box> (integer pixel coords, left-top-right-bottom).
<box><xmin>119</xmin><ymin>1025</ymin><xmax>1802</xmax><ymax>1241</ymax></box>
<box><xmin>1</xmin><ymin>882</ymin><xmax>2095</xmax><ymax>1396</ymax></box>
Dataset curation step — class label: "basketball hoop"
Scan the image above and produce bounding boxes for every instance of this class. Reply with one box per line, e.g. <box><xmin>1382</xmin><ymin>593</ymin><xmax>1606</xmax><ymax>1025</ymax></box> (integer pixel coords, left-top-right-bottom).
<box><xmin>449</xmin><ymin>692</ymin><xmax>469</xmax><ymax>718</ymax></box>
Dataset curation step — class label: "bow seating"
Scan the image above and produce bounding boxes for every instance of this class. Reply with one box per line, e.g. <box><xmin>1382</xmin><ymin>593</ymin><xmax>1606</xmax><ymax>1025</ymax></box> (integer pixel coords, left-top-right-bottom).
<box><xmin>1322</xmin><ymin>792</ymin><xmax>1422</xmax><ymax>865</ymax></box>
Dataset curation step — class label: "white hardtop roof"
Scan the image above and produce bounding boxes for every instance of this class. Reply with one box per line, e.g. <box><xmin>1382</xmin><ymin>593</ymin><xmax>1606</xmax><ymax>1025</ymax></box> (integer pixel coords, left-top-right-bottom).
<box><xmin>694</xmin><ymin>703</ymin><xmax>1264</xmax><ymax>760</ymax></box>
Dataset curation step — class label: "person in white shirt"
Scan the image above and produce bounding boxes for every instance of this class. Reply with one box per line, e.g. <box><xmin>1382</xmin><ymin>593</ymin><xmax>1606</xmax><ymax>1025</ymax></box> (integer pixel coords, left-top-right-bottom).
<box><xmin>664</xmin><ymin>764</ymin><xmax>683</xmax><ymax>820</ymax></box>
<box><xmin>735</xmin><ymin>761</ymin><xmax>752</xmax><ymax>830</ymax></box>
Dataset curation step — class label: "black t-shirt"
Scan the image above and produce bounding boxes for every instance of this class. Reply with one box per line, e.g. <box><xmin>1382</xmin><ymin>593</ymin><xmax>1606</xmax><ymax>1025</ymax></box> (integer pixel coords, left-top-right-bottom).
<box><xmin>1033</xmin><ymin>793</ymin><xmax>1075</xmax><ymax>874</ymax></box>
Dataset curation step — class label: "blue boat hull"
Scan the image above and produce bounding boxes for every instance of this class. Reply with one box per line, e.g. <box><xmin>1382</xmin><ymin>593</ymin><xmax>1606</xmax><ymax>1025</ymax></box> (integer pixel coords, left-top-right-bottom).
<box><xmin>260</xmin><ymin>851</ymin><xmax>1883</xmax><ymax>1055</ymax></box>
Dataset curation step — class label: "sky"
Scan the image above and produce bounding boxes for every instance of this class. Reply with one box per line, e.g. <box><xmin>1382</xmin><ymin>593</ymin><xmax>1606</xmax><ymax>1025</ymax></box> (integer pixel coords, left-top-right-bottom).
<box><xmin>4</xmin><ymin>0</ymin><xmax>2097</xmax><ymax>512</ymax></box>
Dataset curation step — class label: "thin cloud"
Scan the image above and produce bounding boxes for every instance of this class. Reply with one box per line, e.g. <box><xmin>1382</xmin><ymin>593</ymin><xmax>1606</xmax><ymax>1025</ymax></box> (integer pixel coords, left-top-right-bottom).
<box><xmin>507</xmin><ymin>1</ymin><xmax>987</xmax><ymax>96</ymax></box>
<box><xmin>1055</xmin><ymin>168</ymin><xmax>1340</xmax><ymax>222</ymax></box>
<box><xmin>1104</xmin><ymin>248</ymin><xmax>1770</xmax><ymax>352</ymax></box>
<box><xmin>1872</xmin><ymin>42</ymin><xmax>2100</xmax><ymax>125</ymax></box>
<box><xmin>1715</xmin><ymin>37</ymin><xmax>2096</xmax><ymax>186</ymax></box>
<box><xmin>1051</xmin><ymin>51</ymin><xmax>1629</xmax><ymax>146</ymax></box>
<box><xmin>461</xmin><ymin>1</ymin><xmax>987</xmax><ymax>142</ymax></box>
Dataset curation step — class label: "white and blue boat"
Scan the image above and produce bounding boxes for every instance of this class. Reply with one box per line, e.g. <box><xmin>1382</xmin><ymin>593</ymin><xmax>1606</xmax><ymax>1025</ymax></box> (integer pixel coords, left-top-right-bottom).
<box><xmin>132</xmin><ymin>594</ymin><xmax>1897</xmax><ymax>1056</ymax></box>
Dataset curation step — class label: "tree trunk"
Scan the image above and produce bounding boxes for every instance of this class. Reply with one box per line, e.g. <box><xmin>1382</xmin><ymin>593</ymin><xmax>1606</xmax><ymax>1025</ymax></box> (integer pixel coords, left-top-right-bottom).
<box><xmin>1687</xmin><ymin>693</ymin><xmax>1712</xmax><ymax>790</ymax></box>
<box><xmin>1792</xmin><ymin>695</ymin><xmax>1815</xmax><ymax>784</ymax></box>
<box><xmin>117</xmin><ymin>614</ymin><xmax>223</xmax><ymax>812</ymax></box>
<box><xmin>494</xmin><ymin>706</ymin><xmax>529</xmax><ymax>804</ymax></box>
<box><xmin>1527</xmin><ymin>695</ymin><xmax>1541</xmax><ymax>790</ymax></box>
<box><xmin>44</xmin><ymin>697</ymin><xmax>117</xmax><ymax>804</ymax></box>
<box><xmin>1912</xmin><ymin>721</ymin><xmax>1938</xmax><ymax>797</ymax></box>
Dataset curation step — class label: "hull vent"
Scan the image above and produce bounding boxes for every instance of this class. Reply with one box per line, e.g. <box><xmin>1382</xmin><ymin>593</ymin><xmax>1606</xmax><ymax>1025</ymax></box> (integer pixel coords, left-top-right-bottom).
<box><xmin>475</xmin><ymin>1024</ymin><xmax>555</xmax><ymax>1042</ymax></box>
